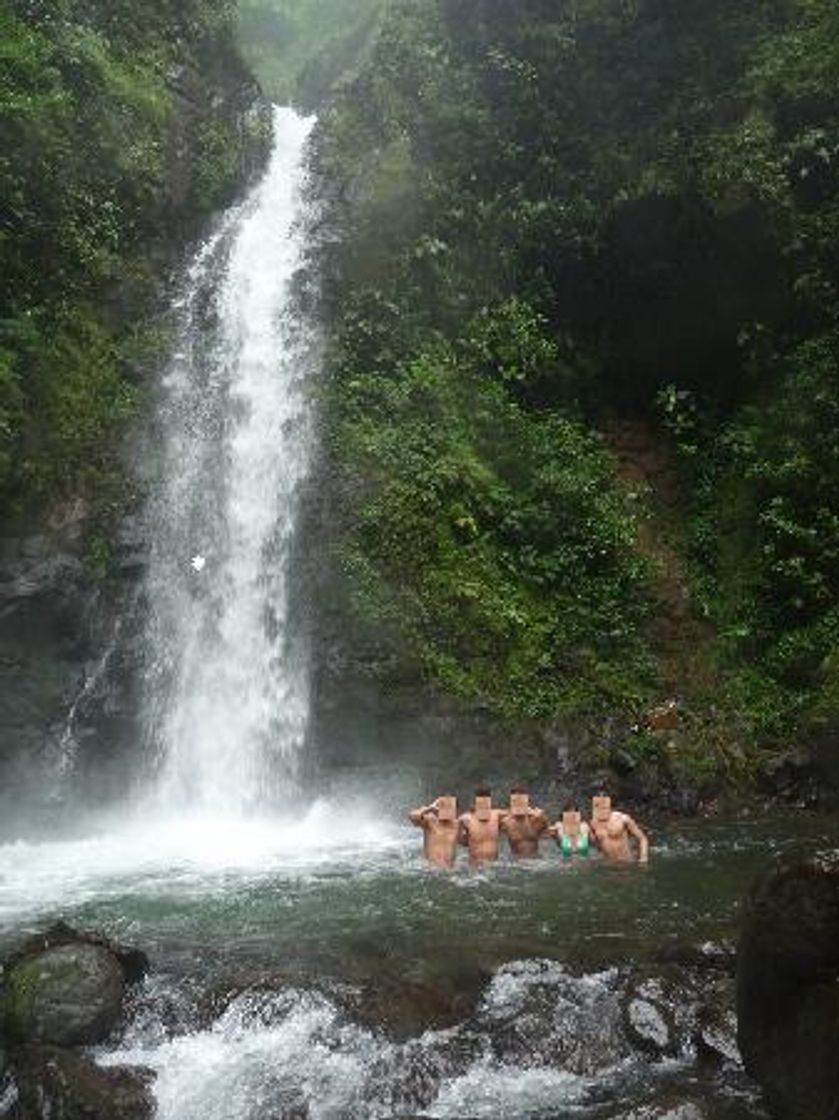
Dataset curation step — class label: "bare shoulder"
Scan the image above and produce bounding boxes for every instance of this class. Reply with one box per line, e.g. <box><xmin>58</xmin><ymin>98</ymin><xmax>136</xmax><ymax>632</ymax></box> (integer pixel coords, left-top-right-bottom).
<box><xmin>624</xmin><ymin>813</ymin><xmax>646</xmax><ymax>831</ymax></box>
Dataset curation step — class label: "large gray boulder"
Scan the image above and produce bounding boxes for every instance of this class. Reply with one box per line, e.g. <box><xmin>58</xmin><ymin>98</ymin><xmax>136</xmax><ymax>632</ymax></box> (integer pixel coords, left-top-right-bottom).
<box><xmin>1</xmin><ymin>924</ymin><xmax>148</xmax><ymax>1048</ymax></box>
<box><xmin>736</xmin><ymin>851</ymin><xmax>839</xmax><ymax>1120</ymax></box>
<box><xmin>3</xmin><ymin>944</ymin><xmax>125</xmax><ymax>1048</ymax></box>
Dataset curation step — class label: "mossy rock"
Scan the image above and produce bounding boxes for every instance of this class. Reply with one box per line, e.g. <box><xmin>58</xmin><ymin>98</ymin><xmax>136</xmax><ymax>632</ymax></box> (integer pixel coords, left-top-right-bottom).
<box><xmin>2</xmin><ymin>943</ymin><xmax>125</xmax><ymax>1047</ymax></box>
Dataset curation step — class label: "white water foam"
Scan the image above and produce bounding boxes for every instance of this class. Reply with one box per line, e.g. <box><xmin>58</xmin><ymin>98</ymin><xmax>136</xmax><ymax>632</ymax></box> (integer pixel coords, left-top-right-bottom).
<box><xmin>99</xmin><ymin>962</ymin><xmax>631</xmax><ymax>1120</ymax></box>
<box><xmin>0</xmin><ymin>800</ymin><xmax>408</xmax><ymax>927</ymax></box>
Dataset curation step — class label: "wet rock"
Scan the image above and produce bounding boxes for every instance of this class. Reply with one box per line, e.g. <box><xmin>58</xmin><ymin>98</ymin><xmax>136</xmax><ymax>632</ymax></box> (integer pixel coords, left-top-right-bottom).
<box><xmin>367</xmin><ymin>1044</ymin><xmax>447</xmax><ymax>1114</ymax></box>
<box><xmin>353</xmin><ymin>964</ymin><xmax>489</xmax><ymax>1039</ymax></box>
<box><xmin>0</xmin><ymin>1045</ymin><xmax>10</xmax><ymax>1116</ymax></box>
<box><xmin>758</xmin><ymin>747</ymin><xmax>820</xmax><ymax>806</ymax></box>
<box><xmin>621</xmin><ymin>974</ymin><xmax>681</xmax><ymax>1058</ymax></box>
<box><xmin>624</xmin><ymin>995</ymin><xmax>675</xmax><ymax>1056</ymax></box>
<box><xmin>737</xmin><ymin>850</ymin><xmax>839</xmax><ymax>1119</ymax></box>
<box><xmin>695</xmin><ymin>1001</ymin><xmax>739</xmax><ymax>1064</ymax></box>
<box><xmin>12</xmin><ymin>1045</ymin><xmax>153</xmax><ymax>1120</ymax></box>
<box><xmin>3</xmin><ymin>945</ymin><xmax>124</xmax><ymax>1047</ymax></box>
<box><xmin>9</xmin><ymin>923</ymin><xmax>149</xmax><ymax>985</ymax></box>
<box><xmin>652</xmin><ymin>940</ymin><xmax>736</xmax><ymax>975</ymax></box>
<box><xmin>623</xmin><ymin>1105</ymin><xmax>705</xmax><ymax>1120</ymax></box>
<box><xmin>482</xmin><ymin>960</ymin><xmax>626</xmax><ymax>1076</ymax></box>
<box><xmin>1</xmin><ymin>925</ymin><xmax>147</xmax><ymax>1047</ymax></box>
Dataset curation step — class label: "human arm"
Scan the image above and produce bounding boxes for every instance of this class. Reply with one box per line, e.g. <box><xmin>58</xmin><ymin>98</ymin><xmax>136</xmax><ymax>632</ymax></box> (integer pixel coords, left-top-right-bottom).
<box><xmin>532</xmin><ymin>808</ymin><xmax>550</xmax><ymax>836</ymax></box>
<box><xmin>409</xmin><ymin>802</ymin><xmax>436</xmax><ymax>827</ymax></box>
<box><xmin>626</xmin><ymin>816</ymin><xmax>649</xmax><ymax>863</ymax></box>
<box><xmin>457</xmin><ymin>814</ymin><xmax>471</xmax><ymax>846</ymax></box>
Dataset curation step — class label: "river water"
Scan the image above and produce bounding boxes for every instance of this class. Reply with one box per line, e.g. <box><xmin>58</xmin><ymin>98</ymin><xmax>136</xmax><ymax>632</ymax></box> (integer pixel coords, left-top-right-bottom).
<box><xmin>1</xmin><ymin>107</ymin><xmax>836</xmax><ymax>1118</ymax></box>
<box><xmin>2</xmin><ymin>809</ymin><xmax>837</xmax><ymax>1118</ymax></box>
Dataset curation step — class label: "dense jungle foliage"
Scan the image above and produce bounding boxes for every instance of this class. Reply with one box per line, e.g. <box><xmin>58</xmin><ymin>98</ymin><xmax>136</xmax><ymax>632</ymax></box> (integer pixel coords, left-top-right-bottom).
<box><xmin>314</xmin><ymin>0</ymin><xmax>839</xmax><ymax>786</ymax></box>
<box><xmin>0</xmin><ymin>0</ymin><xmax>267</xmax><ymax>519</ymax></box>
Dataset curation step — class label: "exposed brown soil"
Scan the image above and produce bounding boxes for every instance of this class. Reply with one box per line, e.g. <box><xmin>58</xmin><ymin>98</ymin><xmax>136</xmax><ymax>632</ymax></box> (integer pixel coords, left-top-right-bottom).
<box><xmin>601</xmin><ymin>416</ymin><xmax>718</xmax><ymax>697</ymax></box>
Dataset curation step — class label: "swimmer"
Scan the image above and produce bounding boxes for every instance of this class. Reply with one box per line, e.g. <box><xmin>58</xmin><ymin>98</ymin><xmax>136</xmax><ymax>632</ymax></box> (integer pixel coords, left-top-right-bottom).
<box><xmin>500</xmin><ymin>784</ymin><xmax>549</xmax><ymax>858</ymax></box>
<box><xmin>549</xmin><ymin>801</ymin><xmax>591</xmax><ymax>858</ymax></box>
<box><xmin>589</xmin><ymin>793</ymin><xmax>649</xmax><ymax>863</ymax></box>
<box><xmin>458</xmin><ymin>787</ymin><xmax>504</xmax><ymax>868</ymax></box>
<box><xmin>409</xmin><ymin>796</ymin><xmax>459</xmax><ymax>869</ymax></box>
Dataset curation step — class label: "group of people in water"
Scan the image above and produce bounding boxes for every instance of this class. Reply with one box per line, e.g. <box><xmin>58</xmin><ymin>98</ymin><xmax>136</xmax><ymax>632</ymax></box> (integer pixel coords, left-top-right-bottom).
<box><xmin>409</xmin><ymin>787</ymin><xmax>649</xmax><ymax>869</ymax></box>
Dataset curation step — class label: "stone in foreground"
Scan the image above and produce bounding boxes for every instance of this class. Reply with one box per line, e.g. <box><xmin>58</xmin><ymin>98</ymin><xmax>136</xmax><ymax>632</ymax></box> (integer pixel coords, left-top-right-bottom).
<box><xmin>12</xmin><ymin>1045</ymin><xmax>153</xmax><ymax>1120</ymax></box>
<box><xmin>736</xmin><ymin>851</ymin><xmax>839</xmax><ymax>1120</ymax></box>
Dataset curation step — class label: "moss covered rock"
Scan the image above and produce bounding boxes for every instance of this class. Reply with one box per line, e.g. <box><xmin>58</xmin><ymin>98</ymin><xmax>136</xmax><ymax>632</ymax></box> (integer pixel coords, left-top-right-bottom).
<box><xmin>2</xmin><ymin>943</ymin><xmax>125</xmax><ymax>1047</ymax></box>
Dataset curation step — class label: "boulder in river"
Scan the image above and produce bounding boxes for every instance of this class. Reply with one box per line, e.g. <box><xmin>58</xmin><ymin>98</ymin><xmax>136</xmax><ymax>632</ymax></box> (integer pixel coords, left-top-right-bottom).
<box><xmin>622</xmin><ymin>977</ymin><xmax>679</xmax><ymax>1058</ymax></box>
<box><xmin>11</xmin><ymin>1045</ymin><xmax>154</xmax><ymax>1120</ymax></box>
<box><xmin>736</xmin><ymin>850</ymin><xmax>839</xmax><ymax>1120</ymax></box>
<box><xmin>353</xmin><ymin>963</ymin><xmax>490</xmax><ymax>1039</ymax></box>
<box><xmin>1</xmin><ymin>923</ymin><xmax>148</xmax><ymax>1047</ymax></box>
<box><xmin>695</xmin><ymin>1000</ymin><xmax>739</xmax><ymax>1065</ymax></box>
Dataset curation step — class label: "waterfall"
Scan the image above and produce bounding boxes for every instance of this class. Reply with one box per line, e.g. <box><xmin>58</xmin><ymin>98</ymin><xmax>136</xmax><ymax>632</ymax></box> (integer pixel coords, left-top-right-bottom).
<box><xmin>141</xmin><ymin>107</ymin><xmax>317</xmax><ymax>815</ymax></box>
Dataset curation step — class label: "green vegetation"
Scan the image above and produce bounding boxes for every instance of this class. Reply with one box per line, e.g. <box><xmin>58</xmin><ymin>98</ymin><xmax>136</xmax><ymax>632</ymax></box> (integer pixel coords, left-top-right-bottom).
<box><xmin>235</xmin><ymin>0</ymin><xmax>383</xmax><ymax>107</ymax></box>
<box><xmin>5</xmin><ymin>0</ymin><xmax>838</xmax><ymax>792</ymax></box>
<box><xmin>314</xmin><ymin>0</ymin><xmax>839</xmax><ymax>785</ymax></box>
<box><xmin>0</xmin><ymin>0</ymin><xmax>267</xmax><ymax>522</ymax></box>
<box><xmin>334</xmin><ymin>301</ymin><xmax>651</xmax><ymax>720</ymax></box>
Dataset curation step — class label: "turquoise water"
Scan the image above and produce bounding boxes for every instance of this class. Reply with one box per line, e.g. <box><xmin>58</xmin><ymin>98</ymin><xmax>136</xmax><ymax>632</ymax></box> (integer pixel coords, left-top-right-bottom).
<box><xmin>2</xmin><ymin>810</ymin><xmax>834</xmax><ymax>975</ymax></box>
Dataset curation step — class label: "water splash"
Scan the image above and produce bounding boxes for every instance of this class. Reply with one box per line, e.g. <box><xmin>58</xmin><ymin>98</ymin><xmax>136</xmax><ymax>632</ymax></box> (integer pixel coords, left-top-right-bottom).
<box><xmin>97</xmin><ymin>964</ymin><xmax>699</xmax><ymax>1120</ymax></box>
<box><xmin>142</xmin><ymin>107</ymin><xmax>318</xmax><ymax>814</ymax></box>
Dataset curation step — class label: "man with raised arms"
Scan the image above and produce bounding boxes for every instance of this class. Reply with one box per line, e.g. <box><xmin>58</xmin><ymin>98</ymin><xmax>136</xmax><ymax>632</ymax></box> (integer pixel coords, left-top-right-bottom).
<box><xmin>458</xmin><ymin>787</ymin><xmax>504</xmax><ymax>868</ymax></box>
<box><xmin>589</xmin><ymin>794</ymin><xmax>649</xmax><ymax>863</ymax></box>
<box><xmin>409</xmin><ymin>796</ymin><xmax>460</xmax><ymax>869</ymax></box>
<box><xmin>500</xmin><ymin>784</ymin><xmax>550</xmax><ymax>859</ymax></box>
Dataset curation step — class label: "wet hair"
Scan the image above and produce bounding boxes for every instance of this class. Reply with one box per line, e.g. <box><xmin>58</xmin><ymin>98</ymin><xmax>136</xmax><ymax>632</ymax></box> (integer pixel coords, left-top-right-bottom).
<box><xmin>563</xmin><ymin>800</ymin><xmax>578</xmax><ymax>813</ymax></box>
<box><xmin>475</xmin><ymin>786</ymin><xmax>491</xmax><ymax>798</ymax></box>
<box><xmin>510</xmin><ymin>784</ymin><xmax>529</xmax><ymax>795</ymax></box>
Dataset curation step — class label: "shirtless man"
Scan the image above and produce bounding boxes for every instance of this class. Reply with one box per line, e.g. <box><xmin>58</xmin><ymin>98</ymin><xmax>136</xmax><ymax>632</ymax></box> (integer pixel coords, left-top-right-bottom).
<box><xmin>500</xmin><ymin>785</ymin><xmax>550</xmax><ymax>859</ymax></box>
<box><xmin>409</xmin><ymin>796</ymin><xmax>459</xmax><ymax>869</ymax></box>
<box><xmin>458</xmin><ymin>787</ymin><xmax>504</xmax><ymax>868</ymax></box>
<box><xmin>589</xmin><ymin>794</ymin><xmax>649</xmax><ymax>863</ymax></box>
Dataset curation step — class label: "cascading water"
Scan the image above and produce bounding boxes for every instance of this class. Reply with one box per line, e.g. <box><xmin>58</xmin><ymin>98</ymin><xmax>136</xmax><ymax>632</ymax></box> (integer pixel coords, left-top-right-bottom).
<box><xmin>142</xmin><ymin>106</ymin><xmax>317</xmax><ymax>815</ymax></box>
